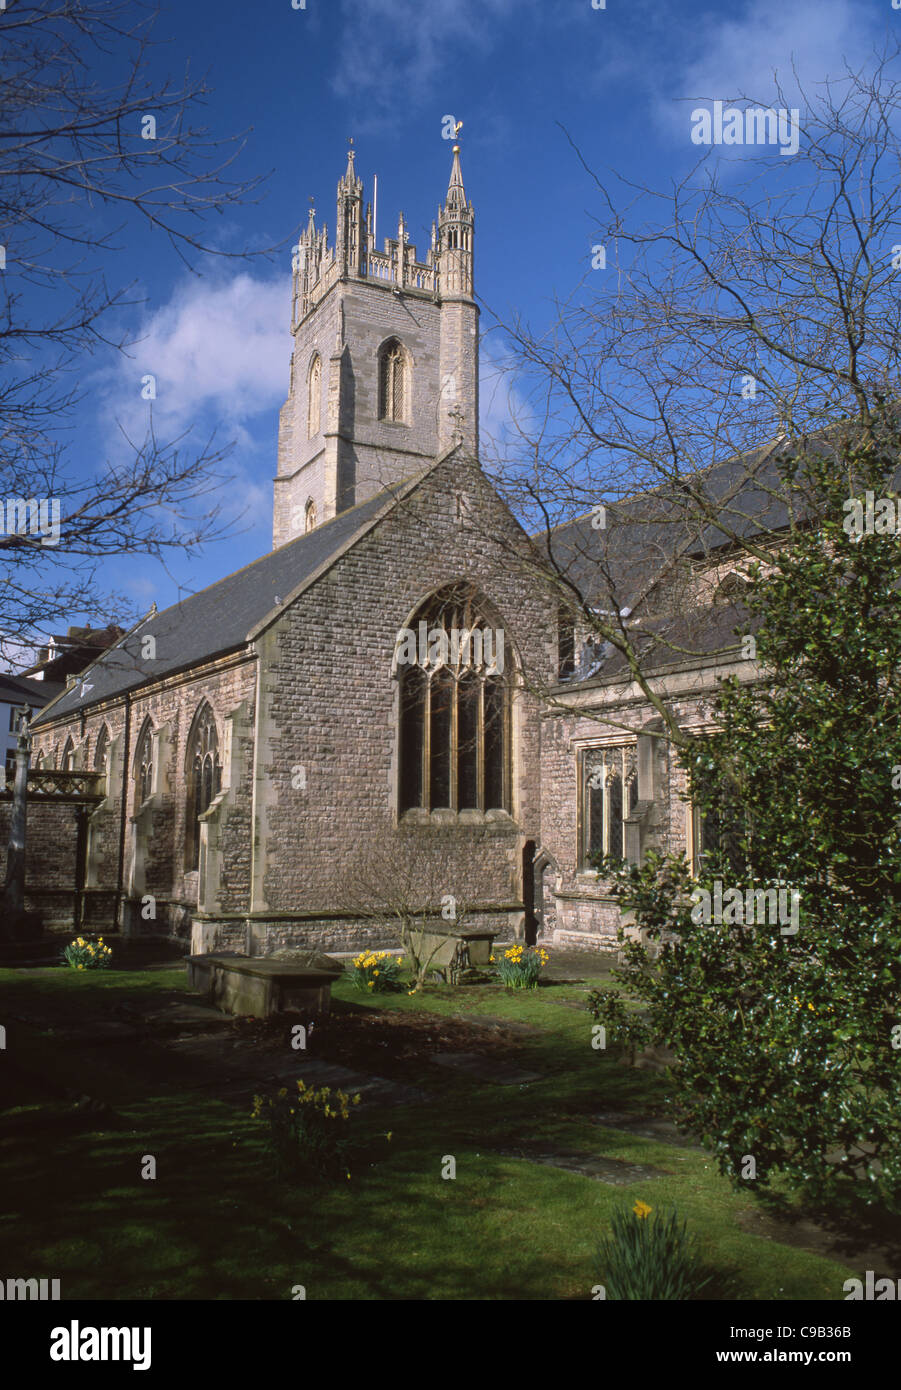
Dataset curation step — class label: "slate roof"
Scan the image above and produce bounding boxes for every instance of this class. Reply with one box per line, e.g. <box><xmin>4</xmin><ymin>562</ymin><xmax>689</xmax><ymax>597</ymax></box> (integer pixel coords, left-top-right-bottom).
<box><xmin>557</xmin><ymin>597</ymin><xmax>760</xmax><ymax>688</ymax></box>
<box><xmin>534</xmin><ymin>424</ymin><xmax>867</xmax><ymax>613</ymax></box>
<box><xmin>33</xmin><ymin>481</ymin><xmax>414</xmax><ymax>726</ymax></box>
<box><xmin>0</xmin><ymin>672</ymin><xmax>65</xmax><ymax>705</ymax></box>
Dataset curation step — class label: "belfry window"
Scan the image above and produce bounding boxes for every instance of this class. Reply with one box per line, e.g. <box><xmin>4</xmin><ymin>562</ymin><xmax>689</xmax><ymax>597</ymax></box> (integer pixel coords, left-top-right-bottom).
<box><xmin>307</xmin><ymin>354</ymin><xmax>321</xmax><ymax>438</ymax></box>
<box><xmin>186</xmin><ymin>702</ymin><xmax>221</xmax><ymax>871</ymax></box>
<box><xmin>379</xmin><ymin>338</ymin><xmax>407</xmax><ymax>423</ymax></box>
<box><xmin>581</xmin><ymin>745</ymin><xmax>638</xmax><ymax>867</ymax></box>
<box><xmin>397</xmin><ymin>584</ymin><xmax>508</xmax><ymax>815</ymax></box>
<box><xmin>134</xmin><ymin>719</ymin><xmax>153</xmax><ymax>805</ymax></box>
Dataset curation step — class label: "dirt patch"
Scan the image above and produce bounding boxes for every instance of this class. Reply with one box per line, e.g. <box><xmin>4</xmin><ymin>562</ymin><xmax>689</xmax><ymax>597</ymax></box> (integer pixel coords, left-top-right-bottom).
<box><xmin>736</xmin><ymin>1206</ymin><xmax>901</xmax><ymax>1280</ymax></box>
<box><xmin>222</xmin><ymin>1004</ymin><xmax>539</xmax><ymax>1084</ymax></box>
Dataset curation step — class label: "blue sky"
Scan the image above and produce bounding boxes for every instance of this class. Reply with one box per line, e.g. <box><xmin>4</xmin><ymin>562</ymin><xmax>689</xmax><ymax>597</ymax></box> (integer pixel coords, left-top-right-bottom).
<box><xmin>45</xmin><ymin>0</ymin><xmax>894</xmax><ymax>627</ymax></box>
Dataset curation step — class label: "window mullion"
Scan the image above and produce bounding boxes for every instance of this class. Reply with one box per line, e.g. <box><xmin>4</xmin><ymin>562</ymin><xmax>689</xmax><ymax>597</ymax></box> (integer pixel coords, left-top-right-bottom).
<box><xmin>475</xmin><ymin>677</ymin><xmax>484</xmax><ymax>812</ymax></box>
<box><xmin>602</xmin><ymin>764</ymin><xmax>609</xmax><ymax>855</ymax></box>
<box><xmin>450</xmin><ymin>673</ymin><xmax>458</xmax><ymax>811</ymax></box>
<box><xmin>423</xmin><ymin>673</ymin><xmax>431</xmax><ymax>811</ymax></box>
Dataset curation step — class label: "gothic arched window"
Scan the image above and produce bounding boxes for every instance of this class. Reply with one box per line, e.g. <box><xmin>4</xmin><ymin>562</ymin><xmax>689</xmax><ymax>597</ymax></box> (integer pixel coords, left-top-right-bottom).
<box><xmin>62</xmin><ymin>736</ymin><xmax>76</xmax><ymax>771</ymax></box>
<box><xmin>94</xmin><ymin>725</ymin><xmax>110</xmax><ymax>773</ymax></box>
<box><xmin>397</xmin><ymin>584</ymin><xmax>508</xmax><ymax>815</ymax></box>
<box><xmin>304</xmin><ymin>499</ymin><xmax>317</xmax><ymax>533</ymax></box>
<box><xmin>307</xmin><ymin>354</ymin><xmax>322</xmax><ymax>438</ymax></box>
<box><xmin>378</xmin><ymin>338</ymin><xmax>407</xmax><ymax>423</ymax></box>
<box><xmin>134</xmin><ymin>719</ymin><xmax>153</xmax><ymax>806</ymax></box>
<box><xmin>185</xmin><ymin>702</ymin><xmax>221</xmax><ymax>871</ymax></box>
<box><xmin>581</xmin><ymin>745</ymin><xmax>638</xmax><ymax>867</ymax></box>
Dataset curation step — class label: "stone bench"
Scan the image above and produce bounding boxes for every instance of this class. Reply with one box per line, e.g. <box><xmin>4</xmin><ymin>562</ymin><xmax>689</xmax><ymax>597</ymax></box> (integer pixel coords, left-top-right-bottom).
<box><xmin>186</xmin><ymin>953</ymin><xmax>342</xmax><ymax>1019</ymax></box>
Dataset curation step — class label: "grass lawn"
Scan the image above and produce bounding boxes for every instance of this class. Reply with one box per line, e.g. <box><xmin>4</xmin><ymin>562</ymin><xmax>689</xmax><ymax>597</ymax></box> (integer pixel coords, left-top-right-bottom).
<box><xmin>0</xmin><ymin>957</ymin><xmax>864</xmax><ymax>1300</ymax></box>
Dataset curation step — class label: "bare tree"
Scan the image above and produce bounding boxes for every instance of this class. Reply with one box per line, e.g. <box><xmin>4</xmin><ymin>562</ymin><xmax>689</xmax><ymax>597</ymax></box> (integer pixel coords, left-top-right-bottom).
<box><xmin>466</xmin><ymin>44</ymin><xmax>901</xmax><ymax>746</ymax></box>
<box><xmin>0</xmin><ymin>0</ymin><xmax>284</xmax><ymax>664</ymax></box>
<box><xmin>338</xmin><ymin>825</ymin><xmax>497</xmax><ymax>989</ymax></box>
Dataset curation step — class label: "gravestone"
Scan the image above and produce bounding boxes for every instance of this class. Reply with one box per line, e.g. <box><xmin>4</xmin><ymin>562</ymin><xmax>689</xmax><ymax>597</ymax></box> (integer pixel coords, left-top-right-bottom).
<box><xmin>186</xmin><ymin>953</ymin><xmax>342</xmax><ymax>1018</ymax></box>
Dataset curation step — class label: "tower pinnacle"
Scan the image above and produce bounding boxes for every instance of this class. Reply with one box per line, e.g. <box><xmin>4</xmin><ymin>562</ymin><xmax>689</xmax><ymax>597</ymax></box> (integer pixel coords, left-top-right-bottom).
<box><xmin>438</xmin><ymin>144</ymin><xmax>474</xmax><ymax>299</ymax></box>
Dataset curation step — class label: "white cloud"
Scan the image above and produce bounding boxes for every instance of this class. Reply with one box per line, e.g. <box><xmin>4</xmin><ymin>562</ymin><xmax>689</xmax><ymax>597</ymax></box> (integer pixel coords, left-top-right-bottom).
<box><xmin>333</xmin><ymin>0</ymin><xmax>521</xmax><ymax>118</ymax></box>
<box><xmin>660</xmin><ymin>0</ymin><xmax>877</xmax><ymax>135</ymax></box>
<box><xmin>100</xmin><ymin>271</ymin><xmax>292</xmax><ymax>443</ymax></box>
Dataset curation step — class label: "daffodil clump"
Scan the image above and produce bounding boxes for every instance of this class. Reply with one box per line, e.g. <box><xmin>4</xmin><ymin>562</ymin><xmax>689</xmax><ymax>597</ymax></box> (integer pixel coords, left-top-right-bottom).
<box><xmin>251</xmin><ymin>1079</ymin><xmax>361</xmax><ymax>1182</ymax></box>
<box><xmin>594</xmin><ymin>1202</ymin><xmax>713</xmax><ymax>1300</ymax></box>
<box><xmin>347</xmin><ymin>949</ymin><xmax>404</xmax><ymax>993</ymax></box>
<box><xmin>491</xmin><ymin>943</ymin><xmax>549</xmax><ymax>990</ymax></box>
<box><xmin>62</xmin><ymin>936</ymin><xmax>113</xmax><ymax>971</ymax></box>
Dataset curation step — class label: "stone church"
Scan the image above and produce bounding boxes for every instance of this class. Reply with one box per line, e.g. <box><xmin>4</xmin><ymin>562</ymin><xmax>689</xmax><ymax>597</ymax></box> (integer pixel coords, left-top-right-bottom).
<box><xmin>26</xmin><ymin>145</ymin><xmax>757</xmax><ymax>955</ymax></box>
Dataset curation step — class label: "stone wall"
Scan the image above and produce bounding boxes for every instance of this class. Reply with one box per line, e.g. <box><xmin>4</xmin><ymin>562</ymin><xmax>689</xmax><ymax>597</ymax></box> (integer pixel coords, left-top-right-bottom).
<box><xmin>0</xmin><ymin>799</ymin><xmax>84</xmax><ymax>931</ymax></box>
<box><xmin>254</xmin><ymin>452</ymin><xmax>553</xmax><ymax>945</ymax></box>
<box><xmin>536</xmin><ymin>673</ymin><xmax>743</xmax><ymax>949</ymax></box>
<box><xmin>26</xmin><ymin>452</ymin><xmax>556</xmax><ymax>953</ymax></box>
<box><xmin>30</xmin><ymin>655</ymin><xmax>257</xmax><ymax>935</ymax></box>
<box><xmin>273</xmin><ymin>276</ymin><xmax>478</xmax><ymax>546</ymax></box>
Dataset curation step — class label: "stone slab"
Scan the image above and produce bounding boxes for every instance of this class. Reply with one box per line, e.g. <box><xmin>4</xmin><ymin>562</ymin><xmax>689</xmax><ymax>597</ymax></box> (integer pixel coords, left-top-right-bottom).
<box><xmin>119</xmin><ymin>1000</ymin><xmax>231</xmax><ymax>1031</ymax></box>
<box><xmin>497</xmin><ymin>1146</ymin><xmax>669</xmax><ymax>1184</ymax></box>
<box><xmin>183</xmin><ymin>1054</ymin><xmax>430</xmax><ymax>1109</ymax></box>
<box><xmin>431</xmin><ymin>1051</ymin><xmax>541</xmax><ymax>1085</ymax></box>
<box><xmin>589</xmin><ymin>1111</ymin><xmax>704</xmax><ymax>1151</ymax></box>
<box><xmin>186</xmin><ymin>954</ymin><xmax>340</xmax><ymax>1018</ymax></box>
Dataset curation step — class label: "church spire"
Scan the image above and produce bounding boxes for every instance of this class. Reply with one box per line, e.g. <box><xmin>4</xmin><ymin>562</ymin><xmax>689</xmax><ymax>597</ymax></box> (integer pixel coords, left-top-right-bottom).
<box><xmin>336</xmin><ymin>137</ymin><xmax>365</xmax><ymax>277</ymax></box>
<box><xmin>445</xmin><ymin>143</ymin><xmax>467</xmax><ymax>214</ymax></box>
<box><xmin>438</xmin><ymin>142</ymin><xmax>474</xmax><ymax>299</ymax></box>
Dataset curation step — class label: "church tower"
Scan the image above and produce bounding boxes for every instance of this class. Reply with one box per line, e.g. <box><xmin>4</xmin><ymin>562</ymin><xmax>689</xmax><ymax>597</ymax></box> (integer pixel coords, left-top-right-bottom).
<box><xmin>272</xmin><ymin>143</ymin><xmax>478</xmax><ymax>548</ymax></box>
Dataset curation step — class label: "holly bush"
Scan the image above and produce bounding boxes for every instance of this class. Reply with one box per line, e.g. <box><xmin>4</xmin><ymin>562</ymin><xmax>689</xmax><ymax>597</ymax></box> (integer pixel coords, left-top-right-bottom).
<box><xmin>589</xmin><ymin>421</ymin><xmax>901</xmax><ymax>1212</ymax></box>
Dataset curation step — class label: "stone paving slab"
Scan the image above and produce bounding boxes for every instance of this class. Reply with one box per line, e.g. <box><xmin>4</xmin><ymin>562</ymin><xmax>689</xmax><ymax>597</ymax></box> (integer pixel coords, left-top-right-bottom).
<box><xmin>589</xmin><ymin>1111</ymin><xmax>705</xmax><ymax>1151</ymax></box>
<box><xmin>124</xmin><ymin>1000</ymin><xmax>230</xmax><ymax>1027</ymax></box>
<box><xmin>431</xmin><ymin>1051</ymin><xmax>541</xmax><ymax>1085</ymax></box>
<box><xmin>267</xmin><ymin>1056</ymin><xmax>431</xmax><ymax>1107</ymax></box>
<box><xmin>158</xmin><ymin>1035</ymin><xmax>430</xmax><ymax>1107</ymax></box>
<box><xmin>496</xmin><ymin>1145</ymin><xmax>669</xmax><ymax>1184</ymax></box>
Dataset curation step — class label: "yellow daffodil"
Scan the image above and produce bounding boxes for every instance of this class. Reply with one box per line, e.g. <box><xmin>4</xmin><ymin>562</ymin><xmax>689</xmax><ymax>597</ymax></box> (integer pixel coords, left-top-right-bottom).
<box><xmin>633</xmin><ymin>1200</ymin><xmax>653</xmax><ymax>1220</ymax></box>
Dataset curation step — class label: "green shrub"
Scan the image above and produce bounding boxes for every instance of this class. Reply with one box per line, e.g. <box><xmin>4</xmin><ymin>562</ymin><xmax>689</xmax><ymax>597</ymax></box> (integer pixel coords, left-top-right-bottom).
<box><xmin>62</xmin><ymin>935</ymin><xmax>112</xmax><ymax>970</ymax></box>
<box><xmin>251</xmin><ymin>1080</ymin><xmax>360</xmax><ymax>1182</ymax></box>
<box><xmin>347</xmin><ymin>949</ymin><xmax>405</xmax><ymax>993</ymax></box>
<box><xmin>587</xmin><ymin>440</ymin><xmax>901</xmax><ymax>1211</ymax></box>
<box><xmin>595</xmin><ymin>1201</ymin><xmax>713</xmax><ymax>1300</ymax></box>
<box><xmin>586</xmin><ymin>988</ymin><xmax>652</xmax><ymax>1063</ymax></box>
<box><xmin>491</xmin><ymin>943</ymin><xmax>549</xmax><ymax>989</ymax></box>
